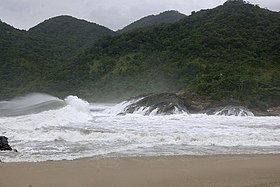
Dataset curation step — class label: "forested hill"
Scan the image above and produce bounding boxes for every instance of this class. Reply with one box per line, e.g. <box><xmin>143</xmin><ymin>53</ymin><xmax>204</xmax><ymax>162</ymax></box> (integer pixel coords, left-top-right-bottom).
<box><xmin>67</xmin><ymin>0</ymin><xmax>280</xmax><ymax>108</ymax></box>
<box><xmin>0</xmin><ymin>0</ymin><xmax>279</xmax><ymax>110</ymax></box>
<box><xmin>0</xmin><ymin>17</ymin><xmax>114</xmax><ymax>99</ymax></box>
<box><xmin>118</xmin><ymin>10</ymin><xmax>186</xmax><ymax>33</ymax></box>
<box><xmin>29</xmin><ymin>15</ymin><xmax>115</xmax><ymax>48</ymax></box>
<box><xmin>0</xmin><ymin>20</ymin><xmax>18</xmax><ymax>33</ymax></box>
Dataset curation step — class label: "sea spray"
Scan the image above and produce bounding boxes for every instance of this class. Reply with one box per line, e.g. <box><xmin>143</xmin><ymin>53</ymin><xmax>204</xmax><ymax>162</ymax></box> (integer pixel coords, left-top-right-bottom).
<box><xmin>104</xmin><ymin>98</ymin><xmax>143</xmax><ymax>115</ymax></box>
<box><xmin>64</xmin><ymin>95</ymin><xmax>90</xmax><ymax>113</ymax></box>
<box><xmin>0</xmin><ymin>95</ymin><xmax>279</xmax><ymax>162</ymax></box>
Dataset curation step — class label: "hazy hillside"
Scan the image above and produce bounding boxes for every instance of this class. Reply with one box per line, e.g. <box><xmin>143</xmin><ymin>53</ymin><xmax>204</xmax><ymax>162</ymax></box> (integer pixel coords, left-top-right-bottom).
<box><xmin>0</xmin><ymin>0</ymin><xmax>279</xmax><ymax>110</ymax></box>
<box><xmin>66</xmin><ymin>0</ymin><xmax>280</xmax><ymax>108</ymax></box>
<box><xmin>118</xmin><ymin>10</ymin><xmax>186</xmax><ymax>33</ymax></box>
<box><xmin>0</xmin><ymin>17</ymin><xmax>114</xmax><ymax>99</ymax></box>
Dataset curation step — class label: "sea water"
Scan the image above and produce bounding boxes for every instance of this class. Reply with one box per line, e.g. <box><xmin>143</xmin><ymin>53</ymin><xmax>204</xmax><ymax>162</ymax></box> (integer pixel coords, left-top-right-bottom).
<box><xmin>0</xmin><ymin>93</ymin><xmax>279</xmax><ymax>162</ymax></box>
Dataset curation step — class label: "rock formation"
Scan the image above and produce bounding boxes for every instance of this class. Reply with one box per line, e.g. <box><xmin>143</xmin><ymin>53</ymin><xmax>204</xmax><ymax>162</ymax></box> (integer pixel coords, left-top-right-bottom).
<box><xmin>123</xmin><ymin>93</ymin><xmax>188</xmax><ymax>115</ymax></box>
<box><xmin>117</xmin><ymin>92</ymin><xmax>257</xmax><ymax>116</ymax></box>
<box><xmin>0</xmin><ymin>136</ymin><xmax>12</xmax><ymax>151</ymax></box>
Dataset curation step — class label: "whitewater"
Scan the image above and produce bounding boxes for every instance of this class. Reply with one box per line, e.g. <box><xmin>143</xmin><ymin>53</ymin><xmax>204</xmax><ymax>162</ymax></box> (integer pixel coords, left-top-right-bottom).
<box><xmin>0</xmin><ymin>93</ymin><xmax>279</xmax><ymax>162</ymax></box>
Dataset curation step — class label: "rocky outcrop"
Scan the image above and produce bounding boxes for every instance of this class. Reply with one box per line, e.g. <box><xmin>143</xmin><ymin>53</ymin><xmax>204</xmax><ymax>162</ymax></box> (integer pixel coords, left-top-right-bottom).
<box><xmin>0</xmin><ymin>136</ymin><xmax>12</xmax><ymax>151</ymax></box>
<box><xmin>118</xmin><ymin>92</ymin><xmax>260</xmax><ymax>116</ymax></box>
<box><xmin>177</xmin><ymin>92</ymin><xmax>256</xmax><ymax>116</ymax></box>
<box><xmin>123</xmin><ymin>93</ymin><xmax>188</xmax><ymax>115</ymax></box>
<box><xmin>177</xmin><ymin>92</ymin><xmax>213</xmax><ymax>112</ymax></box>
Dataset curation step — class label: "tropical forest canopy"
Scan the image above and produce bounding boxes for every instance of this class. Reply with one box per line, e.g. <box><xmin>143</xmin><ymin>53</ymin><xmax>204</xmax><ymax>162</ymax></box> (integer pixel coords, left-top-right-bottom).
<box><xmin>0</xmin><ymin>0</ymin><xmax>279</xmax><ymax>110</ymax></box>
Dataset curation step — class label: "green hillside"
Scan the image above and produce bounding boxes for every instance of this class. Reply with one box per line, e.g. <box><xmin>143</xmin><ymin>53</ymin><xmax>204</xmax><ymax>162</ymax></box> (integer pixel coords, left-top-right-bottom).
<box><xmin>29</xmin><ymin>15</ymin><xmax>115</xmax><ymax>49</ymax></box>
<box><xmin>0</xmin><ymin>17</ymin><xmax>114</xmax><ymax>99</ymax></box>
<box><xmin>66</xmin><ymin>0</ymin><xmax>280</xmax><ymax>108</ymax></box>
<box><xmin>118</xmin><ymin>10</ymin><xmax>186</xmax><ymax>33</ymax></box>
<box><xmin>0</xmin><ymin>0</ymin><xmax>279</xmax><ymax>110</ymax></box>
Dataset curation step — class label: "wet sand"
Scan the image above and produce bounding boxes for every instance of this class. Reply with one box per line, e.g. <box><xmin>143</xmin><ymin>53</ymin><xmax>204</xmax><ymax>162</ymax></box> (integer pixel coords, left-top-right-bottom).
<box><xmin>0</xmin><ymin>154</ymin><xmax>280</xmax><ymax>187</ymax></box>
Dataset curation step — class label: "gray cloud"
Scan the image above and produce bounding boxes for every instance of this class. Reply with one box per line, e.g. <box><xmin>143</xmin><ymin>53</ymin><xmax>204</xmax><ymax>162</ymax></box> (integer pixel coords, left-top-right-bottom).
<box><xmin>0</xmin><ymin>0</ymin><xmax>279</xmax><ymax>31</ymax></box>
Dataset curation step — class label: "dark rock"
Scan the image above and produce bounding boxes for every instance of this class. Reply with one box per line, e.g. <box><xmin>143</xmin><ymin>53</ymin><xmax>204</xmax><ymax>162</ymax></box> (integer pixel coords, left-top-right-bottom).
<box><xmin>123</xmin><ymin>93</ymin><xmax>188</xmax><ymax>115</ymax></box>
<box><xmin>178</xmin><ymin>91</ymin><xmax>255</xmax><ymax>116</ymax></box>
<box><xmin>122</xmin><ymin>91</ymin><xmax>271</xmax><ymax>116</ymax></box>
<box><xmin>0</xmin><ymin>136</ymin><xmax>12</xmax><ymax>151</ymax></box>
<box><xmin>177</xmin><ymin>91</ymin><xmax>213</xmax><ymax>113</ymax></box>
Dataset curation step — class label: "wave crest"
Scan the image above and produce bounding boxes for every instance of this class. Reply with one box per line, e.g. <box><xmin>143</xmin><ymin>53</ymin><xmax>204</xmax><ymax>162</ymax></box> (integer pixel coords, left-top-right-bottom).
<box><xmin>0</xmin><ymin>93</ymin><xmax>65</xmax><ymax>117</ymax></box>
<box><xmin>64</xmin><ymin>95</ymin><xmax>90</xmax><ymax>113</ymax></box>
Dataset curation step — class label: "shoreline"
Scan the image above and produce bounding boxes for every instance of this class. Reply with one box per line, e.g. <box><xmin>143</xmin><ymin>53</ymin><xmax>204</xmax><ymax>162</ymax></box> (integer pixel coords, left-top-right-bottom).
<box><xmin>1</xmin><ymin>154</ymin><xmax>280</xmax><ymax>187</ymax></box>
<box><xmin>2</xmin><ymin>153</ymin><xmax>280</xmax><ymax>164</ymax></box>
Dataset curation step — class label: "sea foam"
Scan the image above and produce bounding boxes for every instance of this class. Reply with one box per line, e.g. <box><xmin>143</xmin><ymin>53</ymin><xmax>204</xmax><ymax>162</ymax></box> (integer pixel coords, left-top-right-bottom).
<box><xmin>0</xmin><ymin>94</ymin><xmax>279</xmax><ymax>162</ymax></box>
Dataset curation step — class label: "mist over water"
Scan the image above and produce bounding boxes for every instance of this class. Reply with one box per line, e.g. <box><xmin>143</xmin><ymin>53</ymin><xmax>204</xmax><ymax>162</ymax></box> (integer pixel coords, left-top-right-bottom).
<box><xmin>0</xmin><ymin>93</ymin><xmax>279</xmax><ymax>162</ymax></box>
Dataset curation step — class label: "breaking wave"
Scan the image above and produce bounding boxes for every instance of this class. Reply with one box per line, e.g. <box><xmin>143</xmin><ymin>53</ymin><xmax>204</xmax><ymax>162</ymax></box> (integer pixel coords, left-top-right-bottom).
<box><xmin>0</xmin><ymin>93</ymin><xmax>91</xmax><ymax>117</ymax></box>
<box><xmin>64</xmin><ymin>95</ymin><xmax>90</xmax><ymax>113</ymax></box>
<box><xmin>105</xmin><ymin>98</ymin><xmax>253</xmax><ymax>117</ymax></box>
<box><xmin>213</xmin><ymin>106</ymin><xmax>254</xmax><ymax>116</ymax></box>
<box><xmin>0</xmin><ymin>93</ymin><xmax>279</xmax><ymax>163</ymax></box>
<box><xmin>206</xmin><ymin>106</ymin><xmax>254</xmax><ymax>117</ymax></box>
<box><xmin>105</xmin><ymin>98</ymin><xmax>143</xmax><ymax>115</ymax></box>
<box><xmin>105</xmin><ymin>97</ymin><xmax>188</xmax><ymax>116</ymax></box>
<box><xmin>0</xmin><ymin>93</ymin><xmax>65</xmax><ymax>117</ymax></box>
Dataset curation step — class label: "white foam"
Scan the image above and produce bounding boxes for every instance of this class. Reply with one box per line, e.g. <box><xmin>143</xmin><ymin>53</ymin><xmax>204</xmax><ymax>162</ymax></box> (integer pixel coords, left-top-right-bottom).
<box><xmin>214</xmin><ymin>106</ymin><xmax>254</xmax><ymax>116</ymax></box>
<box><xmin>104</xmin><ymin>98</ymin><xmax>143</xmax><ymax>115</ymax></box>
<box><xmin>134</xmin><ymin>106</ymin><xmax>150</xmax><ymax>115</ymax></box>
<box><xmin>64</xmin><ymin>95</ymin><xmax>90</xmax><ymax>113</ymax></box>
<box><xmin>150</xmin><ymin>108</ymin><xmax>159</xmax><ymax>115</ymax></box>
<box><xmin>0</xmin><ymin>101</ymin><xmax>280</xmax><ymax>162</ymax></box>
<box><xmin>105</xmin><ymin>97</ymin><xmax>187</xmax><ymax>116</ymax></box>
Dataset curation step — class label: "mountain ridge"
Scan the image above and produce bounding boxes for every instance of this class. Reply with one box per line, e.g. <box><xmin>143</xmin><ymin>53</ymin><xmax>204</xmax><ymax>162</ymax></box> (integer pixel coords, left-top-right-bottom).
<box><xmin>67</xmin><ymin>1</ymin><xmax>280</xmax><ymax>108</ymax></box>
<box><xmin>28</xmin><ymin>15</ymin><xmax>115</xmax><ymax>48</ymax></box>
<box><xmin>118</xmin><ymin>10</ymin><xmax>186</xmax><ymax>33</ymax></box>
<box><xmin>0</xmin><ymin>1</ymin><xmax>279</xmax><ymax>111</ymax></box>
<box><xmin>0</xmin><ymin>15</ymin><xmax>115</xmax><ymax>99</ymax></box>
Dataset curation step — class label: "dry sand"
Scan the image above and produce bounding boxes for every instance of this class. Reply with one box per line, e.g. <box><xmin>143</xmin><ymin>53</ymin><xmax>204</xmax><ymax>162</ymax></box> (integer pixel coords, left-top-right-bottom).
<box><xmin>0</xmin><ymin>154</ymin><xmax>280</xmax><ymax>187</ymax></box>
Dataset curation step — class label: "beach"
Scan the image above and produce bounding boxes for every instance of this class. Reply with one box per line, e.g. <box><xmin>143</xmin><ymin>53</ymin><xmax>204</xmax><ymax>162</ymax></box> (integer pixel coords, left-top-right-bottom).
<box><xmin>0</xmin><ymin>154</ymin><xmax>280</xmax><ymax>187</ymax></box>
<box><xmin>1</xmin><ymin>98</ymin><xmax>280</xmax><ymax>187</ymax></box>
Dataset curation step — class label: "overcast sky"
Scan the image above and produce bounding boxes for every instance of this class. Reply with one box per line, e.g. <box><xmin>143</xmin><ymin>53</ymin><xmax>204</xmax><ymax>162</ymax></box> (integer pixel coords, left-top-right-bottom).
<box><xmin>0</xmin><ymin>0</ymin><xmax>279</xmax><ymax>31</ymax></box>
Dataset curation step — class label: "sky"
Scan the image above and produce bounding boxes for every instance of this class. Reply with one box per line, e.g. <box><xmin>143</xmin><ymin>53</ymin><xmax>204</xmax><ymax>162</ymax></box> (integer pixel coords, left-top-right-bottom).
<box><xmin>0</xmin><ymin>0</ymin><xmax>279</xmax><ymax>31</ymax></box>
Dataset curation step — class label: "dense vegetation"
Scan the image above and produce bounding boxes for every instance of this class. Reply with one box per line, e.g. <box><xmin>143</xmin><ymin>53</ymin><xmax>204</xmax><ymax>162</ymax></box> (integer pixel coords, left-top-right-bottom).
<box><xmin>67</xmin><ymin>0</ymin><xmax>280</xmax><ymax>108</ymax></box>
<box><xmin>0</xmin><ymin>16</ymin><xmax>114</xmax><ymax>98</ymax></box>
<box><xmin>118</xmin><ymin>10</ymin><xmax>186</xmax><ymax>33</ymax></box>
<box><xmin>0</xmin><ymin>0</ymin><xmax>279</xmax><ymax>110</ymax></box>
<box><xmin>29</xmin><ymin>15</ymin><xmax>115</xmax><ymax>49</ymax></box>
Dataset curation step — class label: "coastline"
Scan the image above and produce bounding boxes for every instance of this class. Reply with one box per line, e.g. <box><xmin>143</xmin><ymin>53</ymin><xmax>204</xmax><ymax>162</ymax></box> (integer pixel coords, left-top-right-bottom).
<box><xmin>0</xmin><ymin>154</ymin><xmax>280</xmax><ymax>187</ymax></box>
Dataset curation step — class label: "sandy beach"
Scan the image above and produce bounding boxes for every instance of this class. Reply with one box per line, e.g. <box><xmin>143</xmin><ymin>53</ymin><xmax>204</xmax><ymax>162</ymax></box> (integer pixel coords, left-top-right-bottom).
<box><xmin>0</xmin><ymin>154</ymin><xmax>280</xmax><ymax>187</ymax></box>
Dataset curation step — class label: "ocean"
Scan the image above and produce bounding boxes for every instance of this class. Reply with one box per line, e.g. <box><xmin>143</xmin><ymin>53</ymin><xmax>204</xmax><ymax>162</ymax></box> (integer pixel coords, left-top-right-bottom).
<box><xmin>0</xmin><ymin>93</ymin><xmax>279</xmax><ymax>162</ymax></box>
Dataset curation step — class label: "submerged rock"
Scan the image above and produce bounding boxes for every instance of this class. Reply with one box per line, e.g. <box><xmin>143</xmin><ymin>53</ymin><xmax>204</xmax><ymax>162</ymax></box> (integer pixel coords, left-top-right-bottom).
<box><xmin>0</xmin><ymin>136</ymin><xmax>12</xmax><ymax>151</ymax></box>
<box><xmin>123</xmin><ymin>93</ymin><xmax>188</xmax><ymax>115</ymax></box>
<box><xmin>206</xmin><ymin>106</ymin><xmax>254</xmax><ymax>116</ymax></box>
<box><xmin>178</xmin><ymin>91</ymin><xmax>256</xmax><ymax>116</ymax></box>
